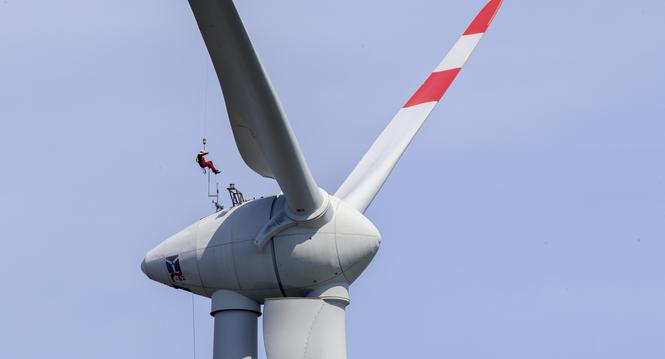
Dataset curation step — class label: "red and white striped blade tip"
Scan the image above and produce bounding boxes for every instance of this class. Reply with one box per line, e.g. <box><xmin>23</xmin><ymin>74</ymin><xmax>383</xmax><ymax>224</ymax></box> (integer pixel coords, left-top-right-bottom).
<box><xmin>403</xmin><ymin>0</ymin><xmax>503</xmax><ymax>108</ymax></box>
<box><xmin>464</xmin><ymin>0</ymin><xmax>503</xmax><ymax>35</ymax></box>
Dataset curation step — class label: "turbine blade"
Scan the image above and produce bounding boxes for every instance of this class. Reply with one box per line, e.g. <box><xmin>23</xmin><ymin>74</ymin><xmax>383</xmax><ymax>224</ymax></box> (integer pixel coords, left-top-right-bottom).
<box><xmin>335</xmin><ymin>0</ymin><xmax>503</xmax><ymax>213</ymax></box>
<box><xmin>263</xmin><ymin>296</ymin><xmax>348</xmax><ymax>359</ymax></box>
<box><xmin>188</xmin><ymin>0</ymin><xmax>325</xmax><ymax>218</ymax></box>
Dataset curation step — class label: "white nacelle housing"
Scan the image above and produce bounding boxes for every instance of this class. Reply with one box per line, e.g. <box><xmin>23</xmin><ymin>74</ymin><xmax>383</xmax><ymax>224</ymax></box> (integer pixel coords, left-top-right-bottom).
<box><xmin>141</xmin><ymin>194</ymin><xmax>381</xmax><ymax>302</ymax></box>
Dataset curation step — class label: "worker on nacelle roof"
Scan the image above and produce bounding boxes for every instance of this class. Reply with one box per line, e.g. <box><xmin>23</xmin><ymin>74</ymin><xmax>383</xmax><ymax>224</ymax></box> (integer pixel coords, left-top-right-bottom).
<box><xmin>196</xmin><ymin>150</ymin><xmax>221</xmax><ymax>174</ymax></box>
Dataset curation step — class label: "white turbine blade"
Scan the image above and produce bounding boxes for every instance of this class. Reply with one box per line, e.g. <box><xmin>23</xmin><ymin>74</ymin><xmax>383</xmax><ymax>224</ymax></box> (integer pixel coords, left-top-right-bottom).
<box><xmin>263</xmin><ymin>294</ymin><xmax>349</xmax><ymax>359</ymax></box>
<box><xmin>335</xmin><ymin>0</ymin><xmax>503</xmax><ymax>213</ymax></box>
<box><xmin>188</xmin><ymin>0</ymin><xmax>324</xmax><ymax>217</ymax></box>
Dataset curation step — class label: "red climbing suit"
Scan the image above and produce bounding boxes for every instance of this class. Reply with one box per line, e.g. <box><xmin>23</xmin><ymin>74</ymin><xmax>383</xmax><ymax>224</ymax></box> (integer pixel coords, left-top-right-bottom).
<box><xmin>196</xmin><ymin>151</ymin><xmax>220</xmax><ymax>174</ymax></box>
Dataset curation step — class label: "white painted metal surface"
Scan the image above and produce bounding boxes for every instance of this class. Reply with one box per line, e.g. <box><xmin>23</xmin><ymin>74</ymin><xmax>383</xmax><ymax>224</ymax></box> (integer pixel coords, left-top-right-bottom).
<box><xmin>211</xmin><ymin>290</ymin><xmax>261</xmax><ymax>359</ymax></box>
<box><xmin>263</xmin><ymin>284</ymin><xmax>350</xmax><ymax>359</ymax></box>
<box><xmin>141</xmin><ymin>195</ymin><xmax>380</xmax><ymax>301</ymax></box>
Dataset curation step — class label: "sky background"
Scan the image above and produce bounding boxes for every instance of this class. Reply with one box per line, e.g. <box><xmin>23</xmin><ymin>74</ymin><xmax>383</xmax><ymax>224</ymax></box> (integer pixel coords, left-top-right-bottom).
<box><xmin>1</xmin><ymin>0</ymin><xmax>664</xmax><ymax>358</ymax></box>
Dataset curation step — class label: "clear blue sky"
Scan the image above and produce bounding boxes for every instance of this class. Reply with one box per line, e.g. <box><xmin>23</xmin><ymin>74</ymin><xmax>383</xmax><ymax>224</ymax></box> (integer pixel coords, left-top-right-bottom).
<box><xmin>1</xmin><ymin>0</ymin><xmax>664</xmax><ymax>358</ymax></box>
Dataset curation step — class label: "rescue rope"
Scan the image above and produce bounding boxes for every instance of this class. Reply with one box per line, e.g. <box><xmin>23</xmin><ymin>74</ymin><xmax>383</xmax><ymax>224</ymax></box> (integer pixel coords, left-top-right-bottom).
<box><xmin>202</xmin><ymin>56</ymin><xmax>210</xmax><ymax>143</ymax></box>
<box><xmin>191</xmin><ymin>293</ymin><xmax>197</xmax><ymax>359</ymax></box>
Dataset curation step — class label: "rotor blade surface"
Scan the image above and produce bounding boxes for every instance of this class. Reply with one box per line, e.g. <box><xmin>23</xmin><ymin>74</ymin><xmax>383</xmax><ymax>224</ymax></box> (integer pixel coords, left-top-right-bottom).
<box><xmin>335</xmin><ymin>0</ymin><xmax>503</xmax><ymax>213</ymax></box>
<box><xmin>188</xmin><ymin>0</ymin><xmax>324</xmax><ymax>216</ymax></box>
<box><xmin>263</xmin><ymin>297</ymin><xmax>347</xmax><ymax>359</ymax></box>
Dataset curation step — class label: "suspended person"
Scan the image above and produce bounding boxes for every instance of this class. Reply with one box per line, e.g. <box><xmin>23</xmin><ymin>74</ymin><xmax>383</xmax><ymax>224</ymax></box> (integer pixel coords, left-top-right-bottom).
<box><xmin>196</xmin><ymin>150</ymin><xmax>221</xmax><ymax>174</ymax></box>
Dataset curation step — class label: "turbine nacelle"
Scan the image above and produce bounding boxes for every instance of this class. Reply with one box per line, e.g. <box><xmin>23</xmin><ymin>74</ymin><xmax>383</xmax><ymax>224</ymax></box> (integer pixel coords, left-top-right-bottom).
<box><xmin>141</xmin><ymin>194</ymin><xmax>381</xmax><ymax>302</ymax></box>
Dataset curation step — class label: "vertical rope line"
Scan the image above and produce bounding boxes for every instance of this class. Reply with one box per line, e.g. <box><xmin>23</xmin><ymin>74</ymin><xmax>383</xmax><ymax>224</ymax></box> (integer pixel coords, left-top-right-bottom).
<box><xmin>191</xmin><ymin>293</ymin><xmax>197</xmax><ymax>359</ymax></box>
<box><xmin>202</xmin><ymin>56</ymin><xmax>209</xmax><ymax>140</ymax></box>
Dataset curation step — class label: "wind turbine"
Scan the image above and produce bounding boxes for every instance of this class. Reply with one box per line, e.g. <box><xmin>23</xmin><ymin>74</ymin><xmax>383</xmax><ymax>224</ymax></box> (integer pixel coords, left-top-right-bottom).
<box><xmin>141</xmin><ymin>0</ymin><xmax>503</xmax><ymax>358</ymax></box>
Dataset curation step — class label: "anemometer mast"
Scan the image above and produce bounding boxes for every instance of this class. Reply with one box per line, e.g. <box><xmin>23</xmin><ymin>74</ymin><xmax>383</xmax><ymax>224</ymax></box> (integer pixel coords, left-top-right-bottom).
<box><xmin>202</xmin><ymin>138</ymin><xmax>247</xmax><ymax>211</ymax></box>
<box><xmin>202</xmin><ymin>137</ymin><xmax>224</xmax><ymax>212</ymax></box>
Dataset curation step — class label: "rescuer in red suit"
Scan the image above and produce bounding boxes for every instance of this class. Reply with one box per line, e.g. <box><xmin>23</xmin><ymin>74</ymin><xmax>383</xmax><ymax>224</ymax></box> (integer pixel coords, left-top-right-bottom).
<box><xmin>196</xmin><ymin>150</ymin><xmax>221</xmax><ymax>174</ymax></box>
